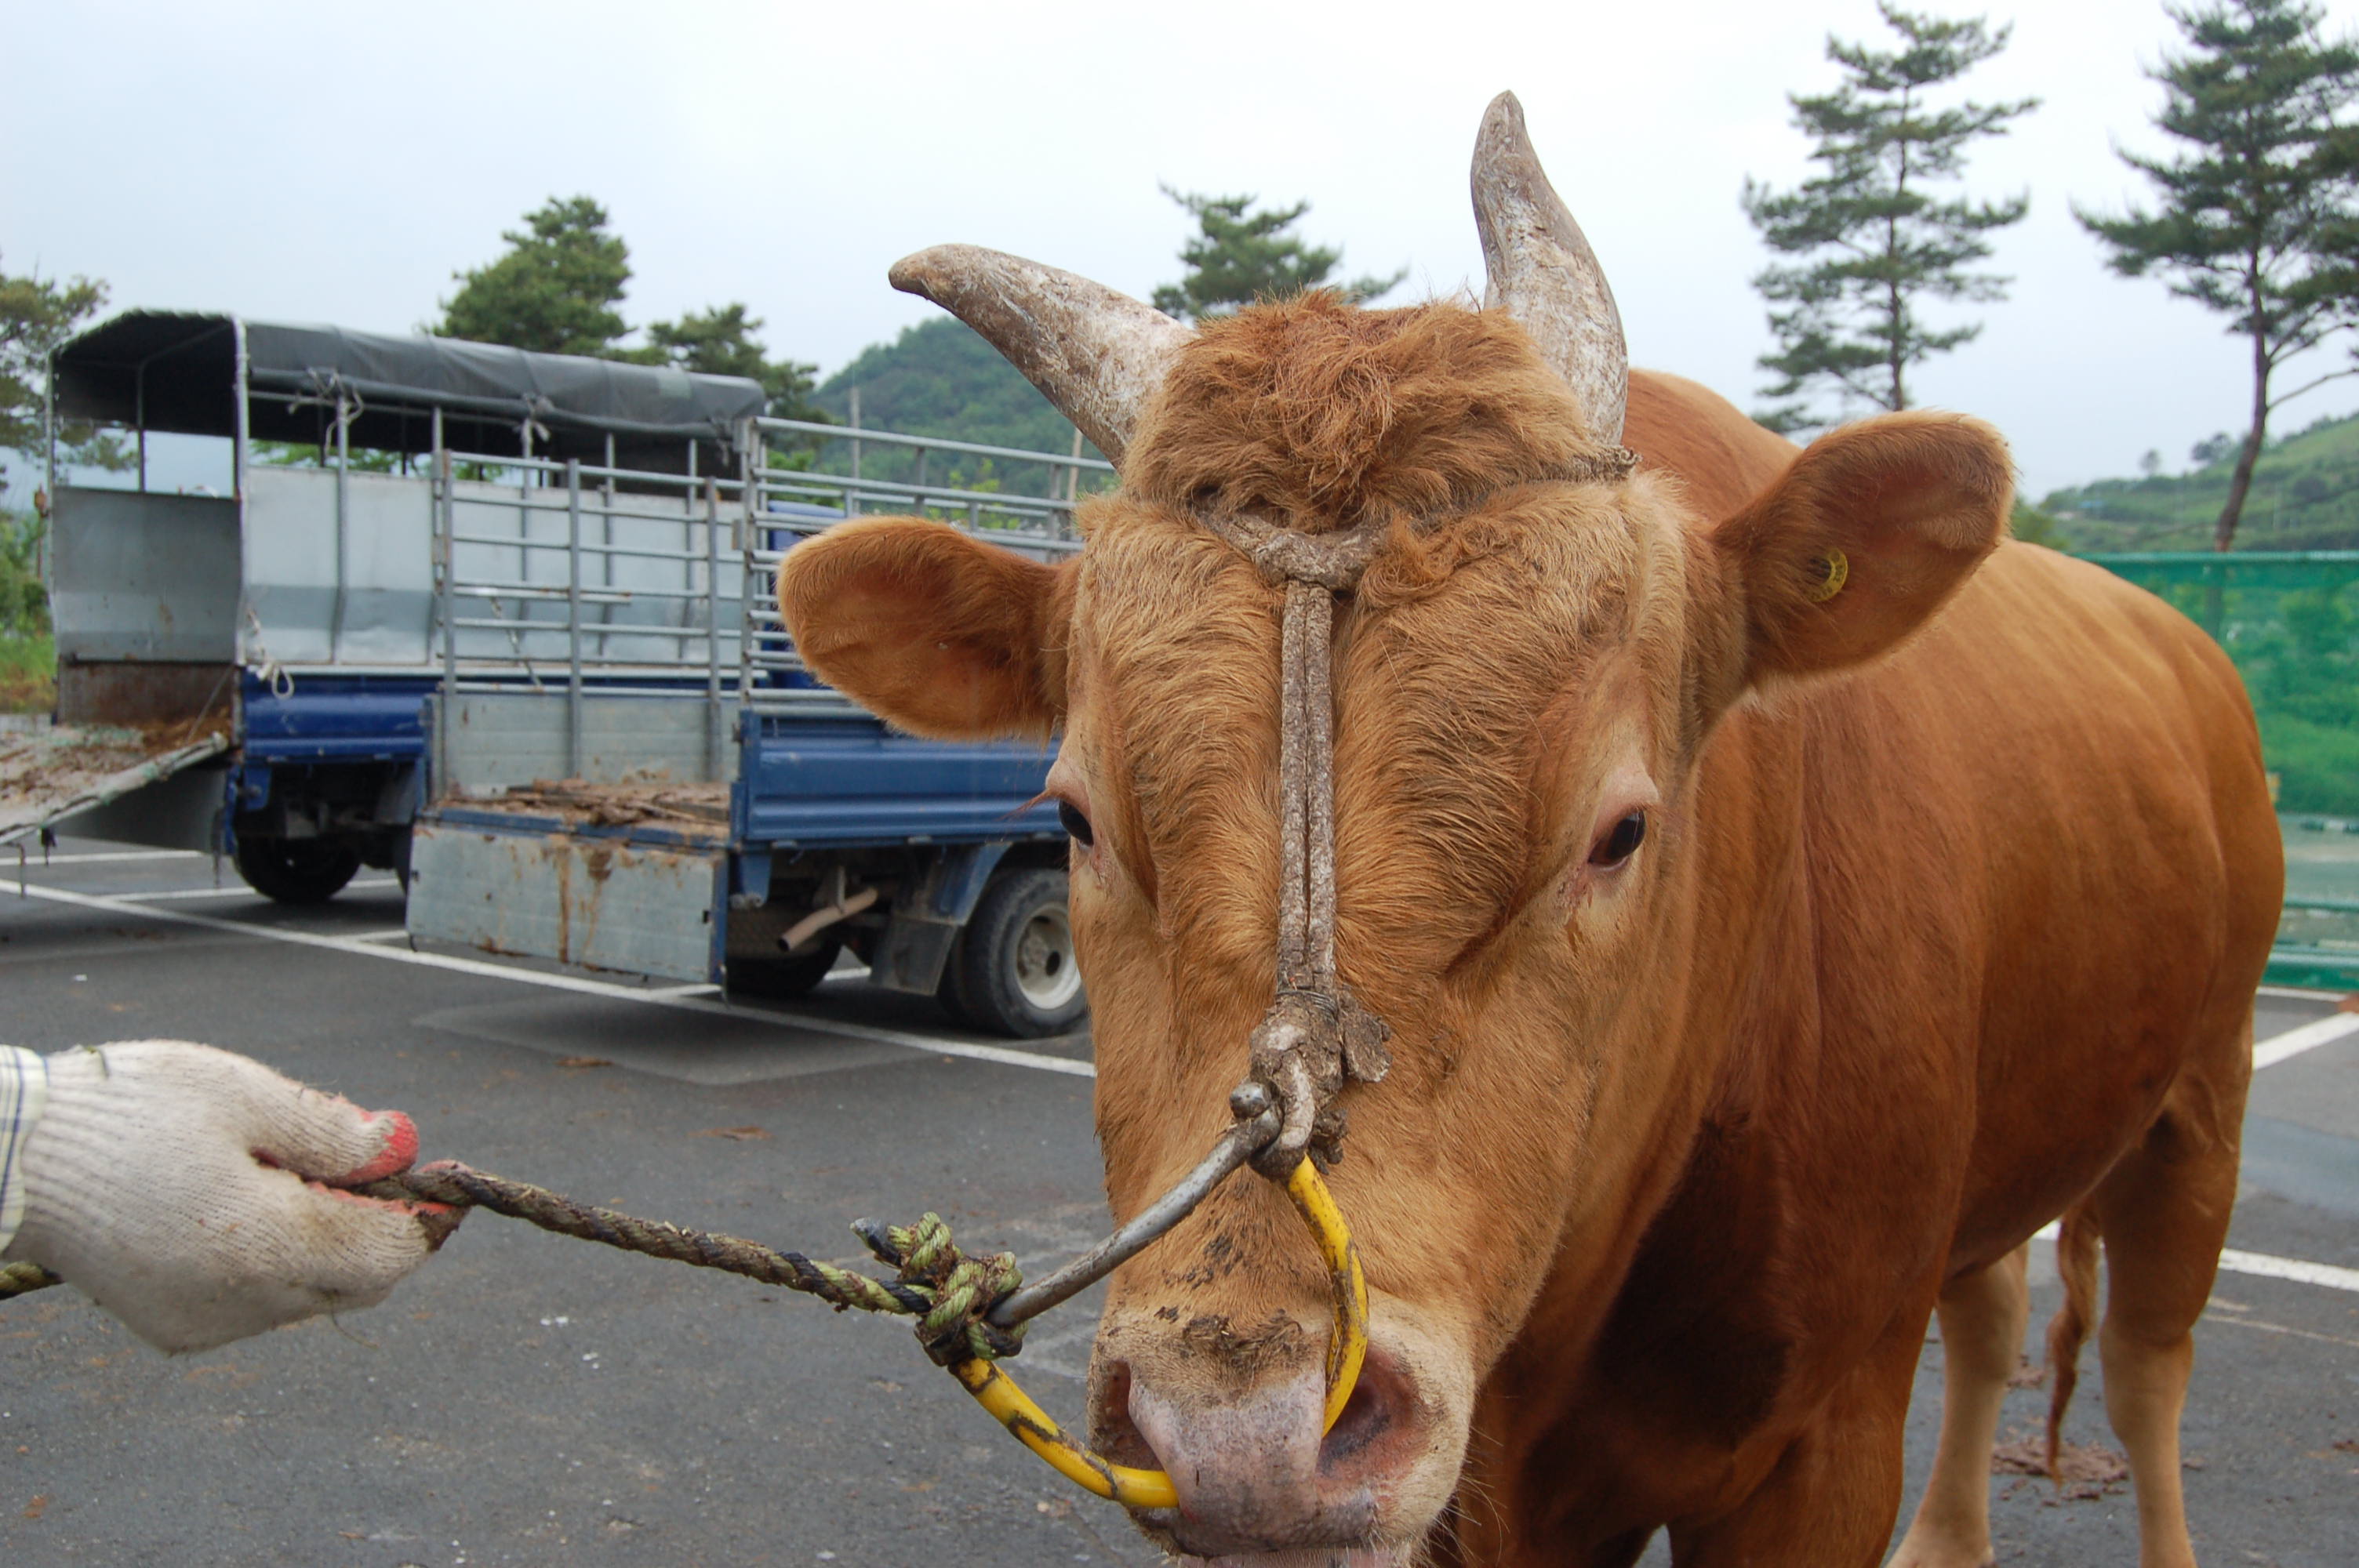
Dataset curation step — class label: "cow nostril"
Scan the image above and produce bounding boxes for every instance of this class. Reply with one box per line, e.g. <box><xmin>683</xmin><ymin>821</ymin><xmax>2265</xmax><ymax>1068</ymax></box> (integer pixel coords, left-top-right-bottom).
<box><xmin>1088</xmin><ymin>1358</ymin><xmax>1161</xmax><ymax>1472</ymax></box>
<box><xmin>1318</xmin><ymin>1349</ymin><xmax>1408</xmax><ymax>1475</ymax></box>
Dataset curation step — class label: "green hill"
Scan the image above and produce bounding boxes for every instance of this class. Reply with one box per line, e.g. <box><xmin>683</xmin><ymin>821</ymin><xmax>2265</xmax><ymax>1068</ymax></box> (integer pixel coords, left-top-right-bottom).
<box><xmin>812</xmin><ymin>318</ymin><xmax>1107</xmax><ymax>498</ymax></box>
<box><xmin>2042</xmin><ymin>409</ymin><xmax>2359</xmax><ymax>552</ymax></box>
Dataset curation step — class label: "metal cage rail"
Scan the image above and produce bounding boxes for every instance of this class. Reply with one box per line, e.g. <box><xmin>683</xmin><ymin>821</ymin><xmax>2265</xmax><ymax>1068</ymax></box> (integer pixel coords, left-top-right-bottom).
<box><xmin>424</xmin><ymin>415</ymin><xmax>1104</xmax><ymax>791</ymax></box>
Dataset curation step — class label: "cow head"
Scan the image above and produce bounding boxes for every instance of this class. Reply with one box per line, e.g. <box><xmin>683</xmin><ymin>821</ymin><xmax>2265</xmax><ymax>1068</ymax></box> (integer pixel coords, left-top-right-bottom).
<box><xmin>780</xmin><ymin>93</ymin><xmax>2008</xmax><ymax>1566</ymax></box>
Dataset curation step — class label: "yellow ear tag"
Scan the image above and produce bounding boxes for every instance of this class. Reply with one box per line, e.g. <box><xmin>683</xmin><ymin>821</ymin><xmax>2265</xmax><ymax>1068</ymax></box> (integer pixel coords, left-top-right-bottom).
<box><xmin>1808</xmin><ymin>548</ymin><xmax>1849</xmax><ymax>603</ymax></box>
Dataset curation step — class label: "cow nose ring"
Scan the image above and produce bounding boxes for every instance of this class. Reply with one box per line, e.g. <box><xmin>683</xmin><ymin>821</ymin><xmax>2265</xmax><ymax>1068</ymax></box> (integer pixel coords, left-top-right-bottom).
<box><xmin>951</xmin><ymin>1102</ymin><xmax>1369</xmax><ymax>1509</ymax></box>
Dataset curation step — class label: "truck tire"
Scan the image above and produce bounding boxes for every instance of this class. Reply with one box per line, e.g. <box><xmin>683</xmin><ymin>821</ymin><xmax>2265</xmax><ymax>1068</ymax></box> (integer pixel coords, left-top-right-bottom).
<box><xmin>943</xmin><ymin>869</ymin><xmax>1088</xmax><ymax>1038</ymax></box>
<box><xmin>233</xmin><ymin>836</ymin><xmax>362</xmax><ymax>905</ymax></box>
<box><xmin>933</xmin><ymin>955</ymin><xmax>976</xmax><ymax>1027</ymax></box>
<box><xmin>725</xmin><ymin>938</ymin><xmax>843</xmax><ymax>1000</ymax></box>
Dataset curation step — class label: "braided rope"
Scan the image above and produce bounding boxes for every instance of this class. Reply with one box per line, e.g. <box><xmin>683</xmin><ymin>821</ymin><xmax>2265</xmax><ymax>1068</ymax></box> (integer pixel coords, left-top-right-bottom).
<box><xmin>377</xmin><ymin>1163</ymin><xmax>932</xmax><ymax>1316</ymax></box>
<box><xmin>1194</xmin><ymin>512</ymin><xmax>1397</xmax><ymax>1174</ymax></box>
<box><xmin>0</xmin><ymin>1162</ymin><xmax>1023</xmax><ymax>1365</ymax></box>
<box><xmin>856</xmin><ymin>1214</ymin><xmax>1025</xmax><ymax>1363</ymax></box>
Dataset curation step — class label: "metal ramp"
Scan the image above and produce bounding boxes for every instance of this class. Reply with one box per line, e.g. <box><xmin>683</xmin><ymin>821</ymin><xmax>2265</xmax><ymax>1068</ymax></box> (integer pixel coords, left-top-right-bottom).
<box><xmin>0</xmin><ymin>721</ymin><xmax>231</xmax><ymax>849</ymax></box>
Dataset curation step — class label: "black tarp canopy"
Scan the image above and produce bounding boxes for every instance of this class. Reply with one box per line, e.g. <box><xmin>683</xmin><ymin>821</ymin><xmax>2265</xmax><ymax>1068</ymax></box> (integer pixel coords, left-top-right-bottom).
<box><xmin>53</xmin><ymin>311</ymin><xmax>769</xmax><ymax>465</ymax></box>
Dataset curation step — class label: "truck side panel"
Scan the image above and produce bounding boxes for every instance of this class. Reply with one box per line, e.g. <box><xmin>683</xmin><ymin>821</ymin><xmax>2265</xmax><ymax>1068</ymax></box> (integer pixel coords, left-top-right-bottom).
<box><xmin>50</xmin><ymin>488</ymin><xmax>239</xmax><ymax>664</ymax></box>
<box><xmin>436</xmin><ymin>691</ymin><xmax>727</xmax><ymax>795</ymax></box>
<box><xmin>409</xmin><ymin>816</ymin><xmax>726</xmax><ymax>982</ymax></box>
<box><xmin>739</xmin><ymin>712</ymin><xmax>1060</xmax><ymax>847</ymax></box>
<box><xmin>244</xmin><ymin>466</ymin><xmax>434</xmax><ymax>666</ymax></box>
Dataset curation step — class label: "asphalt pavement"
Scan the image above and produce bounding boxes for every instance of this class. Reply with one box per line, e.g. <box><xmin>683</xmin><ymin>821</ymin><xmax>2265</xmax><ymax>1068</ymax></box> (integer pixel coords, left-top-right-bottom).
<box><xmin>1</xmin><ymin>838</ymin><xmax>2354</xmax><ymax>1567</ymax></box>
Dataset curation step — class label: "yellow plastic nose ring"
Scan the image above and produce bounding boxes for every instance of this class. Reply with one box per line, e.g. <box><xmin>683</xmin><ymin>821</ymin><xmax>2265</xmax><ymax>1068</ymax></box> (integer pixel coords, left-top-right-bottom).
<box><xmin>950</xmin><ymin>1156</ymin><xmax>1369</xmax><ymax>1510</ymax></box>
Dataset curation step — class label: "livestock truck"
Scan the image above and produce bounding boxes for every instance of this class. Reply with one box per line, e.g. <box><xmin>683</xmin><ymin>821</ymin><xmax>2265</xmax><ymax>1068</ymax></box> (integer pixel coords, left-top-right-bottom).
<box><xmin>11</xmin><ymin>311</ymin><xmax>1099</xmax><ymax>1035</ymax></box>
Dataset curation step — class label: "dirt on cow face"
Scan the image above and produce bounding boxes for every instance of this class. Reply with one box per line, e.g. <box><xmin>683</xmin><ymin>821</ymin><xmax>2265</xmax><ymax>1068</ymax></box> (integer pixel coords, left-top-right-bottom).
<box><xmin>1177</xmin><ymin>1311</ymin><xmax>1313</xmax><ymax>1385</ymax></box>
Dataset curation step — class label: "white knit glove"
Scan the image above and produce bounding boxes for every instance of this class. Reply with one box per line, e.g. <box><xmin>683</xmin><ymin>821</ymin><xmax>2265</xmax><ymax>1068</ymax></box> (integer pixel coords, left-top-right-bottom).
<box><xmin>0</xmin><ymin>1040</ymin><xmax>460</xmax><ymax>1354</ymax></box>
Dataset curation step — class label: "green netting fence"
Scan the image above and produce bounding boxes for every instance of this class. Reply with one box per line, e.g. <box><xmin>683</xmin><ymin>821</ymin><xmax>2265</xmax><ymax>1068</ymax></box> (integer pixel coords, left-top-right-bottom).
<box><xmin>2081</xmin><ymin>552</ymin><xmax>2359</xmax><ymax>989</ymax></box>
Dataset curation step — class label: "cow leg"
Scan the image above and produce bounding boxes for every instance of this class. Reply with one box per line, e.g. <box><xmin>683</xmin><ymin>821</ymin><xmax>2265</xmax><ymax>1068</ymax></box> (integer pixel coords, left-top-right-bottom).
<box><xmin>1888</xmin><ymin>1243</ymin><xmax>2030</xmax><ymax>1568</ymax></box>
<box><xmin>2085</xmin><ymin>1068</ymin><xmax>2244</xmax><ymax>1568</ymax></box>
<box><xmin>1667</xmin><ymin>1314</ymin><xmax>1925</xmax><ymax>1568</ymax></box>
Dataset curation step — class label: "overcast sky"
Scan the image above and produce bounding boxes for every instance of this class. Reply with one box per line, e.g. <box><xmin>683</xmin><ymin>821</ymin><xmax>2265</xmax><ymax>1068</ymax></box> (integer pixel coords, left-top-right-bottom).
<box><xmin>10</xmin><ymin>0</ymin><xmax>2359</xmax><ymax>501</ymax></box>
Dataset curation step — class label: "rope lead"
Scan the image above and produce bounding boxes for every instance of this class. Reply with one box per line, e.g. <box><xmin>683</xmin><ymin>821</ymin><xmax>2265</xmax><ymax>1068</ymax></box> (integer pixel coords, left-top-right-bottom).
<box><xmin>0</xmin><ymin>1149</ymin><xmax>1369</xmax><ymax>1516</ymax></box>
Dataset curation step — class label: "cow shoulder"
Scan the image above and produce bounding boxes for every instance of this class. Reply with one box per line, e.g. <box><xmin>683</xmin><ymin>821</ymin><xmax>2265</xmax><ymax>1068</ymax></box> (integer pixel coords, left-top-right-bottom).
<box><xmin>1624</xmin><ymin>368</ymin><xmax>1796</xmax><ymax>519</ymax></box>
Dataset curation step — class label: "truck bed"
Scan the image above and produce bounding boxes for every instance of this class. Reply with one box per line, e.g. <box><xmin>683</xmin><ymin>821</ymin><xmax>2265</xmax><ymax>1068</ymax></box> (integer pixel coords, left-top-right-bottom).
<box><xmin>445</xmin><ymin>778</ymin><xmax>732</xmax><ymax>838</ymax></box>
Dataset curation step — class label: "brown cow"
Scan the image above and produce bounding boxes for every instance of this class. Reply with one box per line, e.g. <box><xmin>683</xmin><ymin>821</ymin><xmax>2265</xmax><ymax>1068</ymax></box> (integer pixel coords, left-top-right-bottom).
<box><xmin>779</xmin><ymin>95</ymin><xmax>2277</xmax><ymax>1568</ymax></box>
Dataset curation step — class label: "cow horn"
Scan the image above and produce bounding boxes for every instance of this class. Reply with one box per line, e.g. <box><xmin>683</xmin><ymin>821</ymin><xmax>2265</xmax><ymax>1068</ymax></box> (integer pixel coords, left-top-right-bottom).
<box><xmin>887</xmin><ymin>244</ymin><xmax>1195</xmax><ymax>470</ymax></box>
<box><xmin>1470</xmin><ymin>92</ymin><xmax>1629</xmax><ymax>445</ymax></box>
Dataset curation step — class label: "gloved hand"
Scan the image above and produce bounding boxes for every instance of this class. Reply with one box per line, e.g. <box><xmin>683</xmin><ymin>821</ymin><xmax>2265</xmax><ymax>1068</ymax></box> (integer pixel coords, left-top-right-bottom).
<box><xmin>0</xmin><ymin>1040</ymin><xmax>459</xmax><ymax>1353</ymax></box>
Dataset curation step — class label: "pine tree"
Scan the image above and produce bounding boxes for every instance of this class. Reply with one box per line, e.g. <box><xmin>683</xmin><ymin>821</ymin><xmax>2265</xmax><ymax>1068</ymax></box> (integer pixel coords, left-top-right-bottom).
<box><xmin>438</xmin><ymin>195</ymin><xmax>634</xmax><ymax>357</ymax></box>
<box><xmin>1150</xmin><ymin>188</ymin><xmax>1405</xmax><ymax>321</ymax></box>
<box><xmin>2078</xmin><ymin>0</ymin><xmax>2359</xmax><ymax>551</ymax></box>
<box><xmin>0</xmin><ymin>256</ymin><xmax>130</xmax><ymax>489</ymax></box>
<box><xmin>1743</xmin><ymin>4</ymin><xmax>2037</xmax><ymax>434</ymax></box>
<box><xmin>2</xmin><ymin>257</ymin><xmax>129</xmax><ymax>641</ymax></box>
<box><xmin>643</xmin><ymin>304</ymin><xmax>827</xmax><ymax>423</ymax></box>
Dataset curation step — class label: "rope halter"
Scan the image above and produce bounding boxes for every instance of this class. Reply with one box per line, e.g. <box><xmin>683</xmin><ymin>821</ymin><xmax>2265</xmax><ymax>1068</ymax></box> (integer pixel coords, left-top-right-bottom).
<box><xmin>1194</xmin><ymin>510</ymin><xmax>1398</xmax><ymax>1176</ymax></box>
<box><xmin>1196</xmin><ymin>445</ymin><xmax>1637</xmax><ymax>1175</ymax></box>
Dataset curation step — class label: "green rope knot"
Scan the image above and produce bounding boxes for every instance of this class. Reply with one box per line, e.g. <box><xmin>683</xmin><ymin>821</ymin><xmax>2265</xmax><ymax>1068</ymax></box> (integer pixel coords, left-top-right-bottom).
<box><xmin>853</xmin><ymin>1213</ymin><xmax>1025</xmax><ymax>1366</ymax></box>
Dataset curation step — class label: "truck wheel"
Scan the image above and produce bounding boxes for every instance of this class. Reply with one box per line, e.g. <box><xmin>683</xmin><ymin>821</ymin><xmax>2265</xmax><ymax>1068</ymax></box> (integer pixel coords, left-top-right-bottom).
<box><xmin>233</xmin><ymin>836</ymin><xmax>362</xmax><ymax>905</ymax></box>
<box><xmin>933</xmin><ymin>952</ymin><xmax>976</xmax><ymax>1027</ymax></box>
<box><xmin>946</xmin><ymin>869</ymin><xmax>1087</xmax><ymax>1038</ymax></box>
<box><xmin>725</xmin><ymin>938</ymin><xmax>843</xmax><ymax>1000</ymax></box>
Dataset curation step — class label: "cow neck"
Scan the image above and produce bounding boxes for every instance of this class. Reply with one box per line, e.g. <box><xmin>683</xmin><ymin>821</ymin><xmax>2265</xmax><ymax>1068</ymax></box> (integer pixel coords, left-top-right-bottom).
<box><xmin>1191</xmin><ymin>445</ymin><xmax>1637</xmax><ymax>1178</ymax></box>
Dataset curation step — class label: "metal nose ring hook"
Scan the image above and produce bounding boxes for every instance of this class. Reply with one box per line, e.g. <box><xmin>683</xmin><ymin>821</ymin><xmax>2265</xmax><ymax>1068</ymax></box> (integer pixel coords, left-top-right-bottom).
<box><xmin>947</xmin><ymin>1101</ymin><xmax>1369</xmax><ymax>1508</ymax></box>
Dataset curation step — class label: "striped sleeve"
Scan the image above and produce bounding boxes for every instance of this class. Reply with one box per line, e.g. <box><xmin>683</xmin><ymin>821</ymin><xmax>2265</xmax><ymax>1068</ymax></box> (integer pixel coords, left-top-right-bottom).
<box><xmin>0</xmin><ymin>1047</ymin><xmax>49</xmax><ymax>1253</ymax></box>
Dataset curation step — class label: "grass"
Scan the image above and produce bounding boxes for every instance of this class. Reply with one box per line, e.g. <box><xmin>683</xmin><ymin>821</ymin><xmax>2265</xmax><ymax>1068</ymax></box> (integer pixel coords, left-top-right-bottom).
<box><xmin>0</xmin><ymin>633</ymin><xmax>55</xmax><ymax>716</ymax></box>
<box><xmin>2045</xmin><ymin>409</ymin><xmax>2359</xmax><ymax>552</ymax></box>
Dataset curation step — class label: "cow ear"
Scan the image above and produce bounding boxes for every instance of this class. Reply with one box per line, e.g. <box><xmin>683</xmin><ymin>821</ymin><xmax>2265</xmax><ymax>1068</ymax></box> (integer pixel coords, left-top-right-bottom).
<box><xmin>776</xmin><ymin>518</ymin><xmax>1071</xmax><ymax>740</ymax></box>
<box><xmin>1714</xmin><ymin>412</ymin><xmax>2012</xmax><ymax>684</ymax></box>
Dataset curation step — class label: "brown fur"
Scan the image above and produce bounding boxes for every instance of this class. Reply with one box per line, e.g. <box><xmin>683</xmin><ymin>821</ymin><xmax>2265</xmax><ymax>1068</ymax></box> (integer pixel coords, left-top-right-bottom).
<box><xmin>1125</xmin><ymin>294</ymin><xmax>1613</xmax><ymax>534</ymax></box>
<box><xmin>778</xmin><ymin>297</ymin><xmax>2277</xmax><ymax>1567</ymax></box>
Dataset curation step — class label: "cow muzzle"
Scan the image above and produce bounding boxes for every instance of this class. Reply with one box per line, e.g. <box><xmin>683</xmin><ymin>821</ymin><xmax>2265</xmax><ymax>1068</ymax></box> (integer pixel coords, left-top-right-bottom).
<box><xmin>1089</xmin><ymin>1316</ymin><xmax>1470</xmax><ymax>1563</ymax></box>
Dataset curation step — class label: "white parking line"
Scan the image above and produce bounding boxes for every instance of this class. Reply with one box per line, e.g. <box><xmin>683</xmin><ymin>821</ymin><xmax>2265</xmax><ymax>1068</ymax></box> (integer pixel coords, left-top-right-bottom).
<box><xmin>105</xmin><ymin>877</ymin><xmax>403</xmax><ymax>902</ymax></box>
<box><xmin>2252</xmin><ymin>1011</ymin><xmax>2359</xmax><ymax>1070</ymax></box>
<box><xmin>2201</xmin><ymin>1309</ymin><xmax>2359</xmax><ymax>1350</ymax></box>
<box><xmin>2028</xmin><ymin>1223</ymin><xmax>2359</xmax><ymax>1294</ymax></box>
<box><xmin>7</xmin><ymin>849</ymin><xmax>206</xmax><ymax>865</ymax></box>
<box><xmin>2</xmin><ymin>878</ymin><xmax>1095</xmax><ymax>1080</ymax></box>
<box><xmin>2258</xmin><ymin>984</ymin><xmax>2354</xmax><ymax>1002</ymax></box>
<box><xmin>2216</xmin><ymin>1247</ymin><xmax>2359</xmax><ymax>1294</ymax></box>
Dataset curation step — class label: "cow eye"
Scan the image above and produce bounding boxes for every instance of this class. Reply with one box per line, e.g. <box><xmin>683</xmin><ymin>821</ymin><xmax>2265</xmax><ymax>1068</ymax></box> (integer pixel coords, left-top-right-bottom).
<box><xmin>1057</xmin><ymin>800</ymin><xmax>1096</xmax><ymax>848</ymax></box>
<box><xmin>1589</xmin><ymin>811</ymin><xmax>1646</xmax><ymax>868</ymax></box>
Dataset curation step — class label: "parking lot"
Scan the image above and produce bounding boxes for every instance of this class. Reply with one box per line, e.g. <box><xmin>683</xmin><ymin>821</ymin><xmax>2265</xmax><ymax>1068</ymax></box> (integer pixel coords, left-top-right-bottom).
<box><xmin>1</xmin><ymin>837</ymin><xmax>2354</xmax><ymax>1566</ymax></box>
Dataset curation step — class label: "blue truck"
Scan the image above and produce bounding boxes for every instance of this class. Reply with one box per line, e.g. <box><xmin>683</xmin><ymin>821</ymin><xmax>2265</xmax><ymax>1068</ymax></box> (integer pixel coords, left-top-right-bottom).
<box><xmin>19</xmin><ymin>310</ymin><xmax>1104</xmax><ymax>1035</ymax></box>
